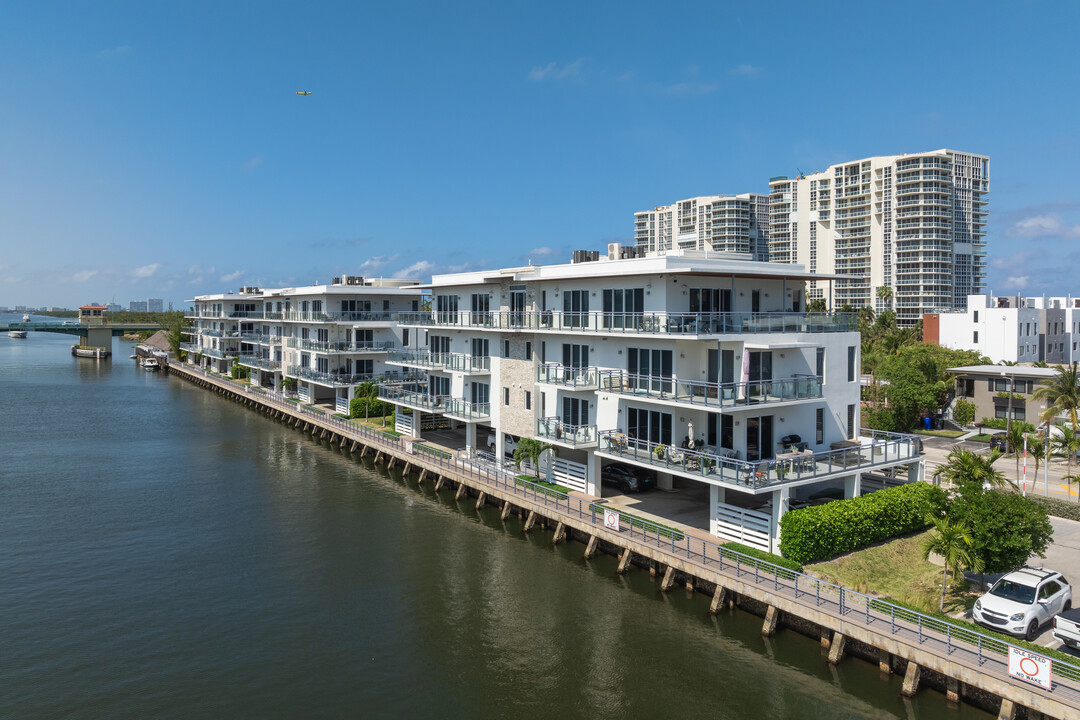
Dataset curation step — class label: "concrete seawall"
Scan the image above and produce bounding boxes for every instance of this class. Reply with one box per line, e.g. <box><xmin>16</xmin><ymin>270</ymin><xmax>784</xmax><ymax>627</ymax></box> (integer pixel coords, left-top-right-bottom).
<box><xmin>166</xmin><ymin>361</ymin><xmax>1079</xmax><ymax>720</ymax></box>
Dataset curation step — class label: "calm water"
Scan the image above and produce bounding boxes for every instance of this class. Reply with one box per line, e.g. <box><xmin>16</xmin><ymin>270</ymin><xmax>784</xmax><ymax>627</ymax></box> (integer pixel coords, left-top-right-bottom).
<box><xmin>0</xmin><ymin>324</ymin><xmax>991</xmax><ymax>719</ymax></box>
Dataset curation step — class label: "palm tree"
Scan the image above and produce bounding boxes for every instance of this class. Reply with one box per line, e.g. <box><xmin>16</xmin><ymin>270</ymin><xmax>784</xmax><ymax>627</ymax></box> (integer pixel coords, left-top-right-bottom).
<box><xmin>1028</xmin><ymin>433</ymin><xmax>1046</xmax><ymax>486</ymax></box>
<box><xmin>1006</xmin><ymin>423</ymin><xmax>1027</xmax><ymax>481</ymax></box>
<box><xmin>933</xmin><ymin>447</ymin><xmax>1013</xmax><ymax>490</ymax></box>
<box><xmin>1031</xmin><ymin>362</ymin><xmax>1080</xmax><ymax>428</ymax></box>
<box><xmin>1064</xmin><ymin>474</ymin><xmax>1080</xmax><ymax>504</ymax></box>
<box><xmin>513</xmin><ymin>438</ymin><xmax>557</xmax><ymax>480</ymax></box>
<box><xmin>922</xmin><ymin>514</ymin><xmax>984</xmax><ymax>612</ymax></box>
<box><xmin>1053</xmin><ymin>423</ymin><xmax>1080</xmax><ymax>483</ymax></box>
<box><xmin>876</xmin><ymin>285</ymin><xmax>893</xmax><ymax>309</ymax></box>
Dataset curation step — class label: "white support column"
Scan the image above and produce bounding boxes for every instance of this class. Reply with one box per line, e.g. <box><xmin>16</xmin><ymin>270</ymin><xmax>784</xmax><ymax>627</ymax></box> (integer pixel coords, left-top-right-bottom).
<box><xmin>656</xmin><ymin>472</ymin><xmax>673</xmax><ymax>491</ymax></box>
<box><xmin>908</xmin><ymin>460</ymin><xmax>925</xmax><ymax>483</ymax></box>
<box><xmin>586</xmin><ymin>451</ymin><xmax>602</xmax><ymax>497</ymax></box>
<box><xmin>770</xmin><ymin>486</ymin><xmax>790</xmax><ymax>554</ymax></box>
<box><xmin>465</xmin><ymin>423</ymin><xmax>477</xmax><ymax>454</ymax></box>
<box><xmin>709</xmin><ymin>485</ymin><xmax>726</xmax><ymax>536</ymax></box>
<box><xmin>496</xmin><ymin>430</ymin><xmax>506</xmax><ymax>463</ymax></box>
<box><xmin>844</xmin><ymin>473</ymin><xmax>862</xmax><ymax>499</ymax></box>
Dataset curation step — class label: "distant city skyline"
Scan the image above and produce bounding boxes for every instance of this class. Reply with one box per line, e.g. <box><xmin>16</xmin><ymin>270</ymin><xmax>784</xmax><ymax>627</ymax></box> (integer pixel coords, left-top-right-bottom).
<box><xmin>2</xmin><ymin>1</ymin><xmax>1078</xmax><ymax>308</ymax></box>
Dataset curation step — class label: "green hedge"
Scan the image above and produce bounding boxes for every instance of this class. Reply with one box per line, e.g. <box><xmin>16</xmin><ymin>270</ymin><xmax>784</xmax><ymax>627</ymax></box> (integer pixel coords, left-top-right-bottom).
<box><xmin>979</xmin><ymin>417</ymin><xmax>1036</xmax><ymax>432</ymax></box>
<box><xmin>720</xmin><ymin>542</ymin><xmax>803</xmax><ymax>579</ymax></box>
<box><xmin>1027</xmin><ymin>494</ymin><xmax>1080</xmax><ymax>521</ymax></box>
<box><xmin>779</xmin><ymin>483</ymin><xmax>948</xmax><ymax>564</ymax></box>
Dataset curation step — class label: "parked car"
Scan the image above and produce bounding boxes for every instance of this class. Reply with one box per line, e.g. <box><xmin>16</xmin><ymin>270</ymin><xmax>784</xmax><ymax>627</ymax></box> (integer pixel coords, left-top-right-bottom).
<box><xmin>972</xmin><ymin>567</ymin><xmax>1072</xmax><ymax>641</ymax></box>
<box><xmin>600</xmin><ymin>464</ymin><xmax>655</xmax><ymax>493</ymax></box>
<box><xmin>1053</xmin><ymin>606</ymin><xmax>1080</xmax><ymax>649</ymax></box>
<box><xmin>989</xmin><ymin>436</ymin><xmax>1011</xmax><ymax>453</ymax></box>
<box><xmin>487</xmin><ymin>431</ymin><xmax>519</xmax><ymax>456</ymax></box>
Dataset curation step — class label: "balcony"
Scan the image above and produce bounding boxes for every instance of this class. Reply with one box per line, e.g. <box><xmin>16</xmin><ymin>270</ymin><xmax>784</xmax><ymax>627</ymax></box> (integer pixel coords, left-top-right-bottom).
<box><xmin>386</xmin><ymin>350</ymin><xmax>491</xmax><ymax>373</ymax></box>
<box><xmin>282</xmin><ymin>310</ymin><xmax>396</xmax><ymax>323</ymax></box>
<box><xmin>288</xmin><ymin>366</ymin><xmax>394</xmax><ymax>387</ymax></box>
<box><xmin>180</xmin><ymin>342</ymin><xmax>200</xmax><ymax>353</ymax></box>
<box><xmin>536</xmin><ymin>418</ymin><xmax>597</xmax><ymax>448</ymax></box>
<box><xmin>238</xmin><ymin>355</ymin><xmax>282</xmax><ymax>372</ymax></box>
<box><xmin>289</xmin><ymin>339</ymin><xmax>397</xmax><ymax>353</ymax></box>
<box><xmin>536</xmin><ymin>364</ymin><xmax>598</xmax><ymax>388</ymax></box>
<box><xmin>595</xmin><ymin>429</ymin><xmax>920</xmax><ymax>492</ymax></box>
<box><xmin>396</xmin><ymin>310</ymin><xmax>857</xmax><ymax>335</ymax></box>
<box><xmin>443</xmin><ymin>399</ymin><xmax>491</xmax><ymax>421</ymax></box>
<box><xmin>378</xmin><ymin>386</ymin><xmax>447</xmax><ymax>413</ymax></box>
<box><xmin>596</xmin><ymin>371</ymin><xmax>823</xmax><ymax>409</ymax></box>
<box><xmin>202</xmin><ymin>347</ymin><xmax>237</xmax><ymax>360</ymax></box>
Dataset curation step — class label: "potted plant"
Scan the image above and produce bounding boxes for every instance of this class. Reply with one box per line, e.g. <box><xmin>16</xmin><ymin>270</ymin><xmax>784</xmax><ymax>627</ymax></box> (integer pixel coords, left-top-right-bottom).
<box><xmin>653</xmin><ymin>445</ymin><xmax>666</xmax><ymax>460</ymax></box>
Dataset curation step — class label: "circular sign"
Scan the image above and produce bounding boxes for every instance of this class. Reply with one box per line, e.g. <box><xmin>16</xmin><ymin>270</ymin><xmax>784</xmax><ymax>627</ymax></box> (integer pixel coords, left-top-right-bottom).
<box><xmin>604</xmin><ymin>509</ymin><xmax>620</xmax><ymax>531</ymax></box>
<box><xmin>1020</xmin><ymin>657</ymin><xmax>1040</xmax><ymax>676</ymax></box>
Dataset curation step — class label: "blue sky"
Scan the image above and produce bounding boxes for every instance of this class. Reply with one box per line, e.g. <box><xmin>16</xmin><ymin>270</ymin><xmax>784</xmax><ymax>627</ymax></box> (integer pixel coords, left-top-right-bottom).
<box><xmin>2</xmin><ymin>1</ymin><xmax>1078</xmax><ymax>308</ymax></box>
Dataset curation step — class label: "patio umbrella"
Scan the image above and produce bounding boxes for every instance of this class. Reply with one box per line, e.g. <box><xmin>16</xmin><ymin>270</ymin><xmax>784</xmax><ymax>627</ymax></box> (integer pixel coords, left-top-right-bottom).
<box><xmin>687</xmin><ymin>420</ymin><xmax>695</xmax><ymax>449</ymax></box>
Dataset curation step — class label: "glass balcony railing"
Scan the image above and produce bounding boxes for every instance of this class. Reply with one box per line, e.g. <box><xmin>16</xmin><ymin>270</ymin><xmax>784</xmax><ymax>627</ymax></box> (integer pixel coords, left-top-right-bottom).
<box><xmin>396</xmin><ymin>310</ymin><xmax>856</xmax><ymax>335</ymax></box>
<box><xmin>386</xmin><ymin>350</ymin><xmax>491</xmax><ymax>373</ymax></box>
<box><xmin>287</xmin><ymin>339</ymin><xmax>397</xmax><ymax>353</ymax></box>
<box><xmin>596</xmin><ymin>429</ymin><xmax>920</xmax><ymax>490</ymax></box>
<box><xmin>282</xmin><ymin>310</ymin><xmax>396</xmax><ymax>323</ymax></box>
<box><xmin>596</xmin><ymin>371</ymin><xmax>823</xmax><ymax>408</ymax></box>
<box><xmin>443</xmin><ymin>399</ymin><xmax>491</xmax><ymax>420</ymax></box>
<box><xmin>536</xmin><ymin>364</ymin><xmax>598</xmax><ymax>387</ymax></box>
<box><xmin>536</xmin><ymin>418</ymin><xmax>597</xmax><ymax>446</ymax></box>
<box><xmin>238</xmin><ymin>355</ymin><xmax>282</xmax><ymax>372</ymax></box>
<box><xmin>377</xmin><ymin>386</ymin><xmax>449</xmax><ymax>412</ymax></box>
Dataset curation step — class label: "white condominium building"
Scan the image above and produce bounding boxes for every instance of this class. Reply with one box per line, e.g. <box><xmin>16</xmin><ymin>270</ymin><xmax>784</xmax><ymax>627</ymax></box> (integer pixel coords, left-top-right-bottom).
<box><xmin>634</xmin><ymin>193</ymin><xmax>770</xmax><ymax>261</ymax></box>
<box><xmin>184</xmin><ymin>276</ymin><xmax>426</xmax><ymax>413</ymax></box>
<box><xmin>768</xmin><ymin>149</ymin><xmax>989</xmax><ymax>326</ymax></box>
<box><xmin>385</xmin><ymin>246</ymin><xmax>921</xmax><ymax>554</ymax></box>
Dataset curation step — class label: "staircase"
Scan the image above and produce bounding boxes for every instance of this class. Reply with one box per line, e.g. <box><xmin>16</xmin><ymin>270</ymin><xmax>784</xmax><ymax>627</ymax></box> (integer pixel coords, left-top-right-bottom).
<box><xmin>941</xmin><ymin>394</ymin><xmax>966</xmax><ymax>432</ymax></box>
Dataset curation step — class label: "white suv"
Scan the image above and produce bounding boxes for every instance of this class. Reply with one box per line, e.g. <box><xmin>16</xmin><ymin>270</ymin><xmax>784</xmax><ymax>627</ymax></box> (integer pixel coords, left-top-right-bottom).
<box><xmin>972</xmin><ymin>567</ymin><xmax>1072</xmax><ymax>641</ymax></box>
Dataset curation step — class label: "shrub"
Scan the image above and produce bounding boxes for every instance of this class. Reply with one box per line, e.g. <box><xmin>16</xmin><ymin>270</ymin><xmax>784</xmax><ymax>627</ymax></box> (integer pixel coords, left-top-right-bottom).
<box><xmin>720</xmin><ymin>542</ymin><xmax>803</xmax><ymax>578</ymax></box>
<box><xmin>953</xmin><ymin>399</ymin><xmax>975</xmax><ymax>426</ymax></box>
<box><xmin>779</xmin><ymin>483</ymin><xmax>948</xmax><ymax>564</ymax></box>
<box><xmin>1027</xmin><ymin>494</ymin><xmax>1080</xmax><ymax>521</ymax></box>
<box><xmin>979</xmin><ymin>417</ymin><xmax>1035</xmax><ymax>432</ymax></box>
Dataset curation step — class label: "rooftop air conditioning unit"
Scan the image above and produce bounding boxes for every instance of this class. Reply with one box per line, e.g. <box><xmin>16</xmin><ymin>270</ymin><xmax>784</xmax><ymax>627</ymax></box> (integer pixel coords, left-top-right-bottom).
<box><xmin>340</xmin><ymin>275</ymin><xmax>365</xmax><ymax>286</ymax></box>
<box><xmin>332</xmin><ymin>277</ymin><xmax>341</xmax><ymax>285</ymax></box>
<box><xmin>608</xmin><ymin>243</ymin><xmax>622</xmax><ymax>261</ymax></box>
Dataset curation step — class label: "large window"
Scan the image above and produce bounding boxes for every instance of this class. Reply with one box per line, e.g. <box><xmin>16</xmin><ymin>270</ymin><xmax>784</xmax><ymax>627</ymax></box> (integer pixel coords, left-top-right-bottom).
<box><xmin>689</xmin><ymin>288</ymin><xmax>732</xmax><ymax>314</ymax></box>
<box><xmin>563</xmin><ymin>290</ymin><xmax>589</xmax><ymax>328</ymax></box>
<box><xmin>436</xmin><ymin>295</ymin><xmax>459</xmax><ymax>323</ymax></box>
<box><xmin>602</xmin><ymin>288</ymin><xmax>644</xmax><ymax>329</ymax></box>
<box><xmin>847</xmin><ymin>346</ymin><xmax>857</xmax><ymax>382</ymax></box>
<box><xmin>471</xmin><ymin>293</ymin><xmax>490</xmax><ymax>324</ymax></box>
<box><xmin>745</xmin><ymin>415</ymin><xmax>774</xmax><ymax>461</ymax></box>
<box><xmin>626</xmin><ymin>407</ymin><xmax>672</xmax><ymax>449</ymax></box>
<box><xmin>563</xmin><ymin>397</ymin><xmax>588</xmax><ymax>426</ymax></box>
<box><xmin>562</xmin><ymin>343</ymin><xmax>589</xmax><ymax>369</ymax></box>
<box><xmin>430</xmin><ymin>335</ymin><xmax>450</xmax><ymax>354</ymax></box>
<box><xmin>628</xmin><ymin>347</ymin><xmax>673</xmax><ymax>392</ymax></box>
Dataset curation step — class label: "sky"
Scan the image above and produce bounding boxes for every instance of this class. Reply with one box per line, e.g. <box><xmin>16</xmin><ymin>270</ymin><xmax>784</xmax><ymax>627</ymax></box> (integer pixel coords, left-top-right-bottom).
<box><xmin>1</xmin><ymin>0</ymin><xmax>1078</xmax><ymax>309</ymax></box>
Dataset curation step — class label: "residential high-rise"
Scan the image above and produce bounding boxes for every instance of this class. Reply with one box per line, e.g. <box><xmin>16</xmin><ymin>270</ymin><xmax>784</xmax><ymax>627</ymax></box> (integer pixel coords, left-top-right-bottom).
<box><xmin>148</xmin><ymin>298</ymin><xmax>164</xmax><ymax>313</ymax></box>
<box><xmin>634</xmin><ymin>193</ymin><xmax>770</xmax><ymax>261</ymax></box>
<box><xmin>768</xmin><ymin>149</ymin><xmax>989</xmax><ymax>326</ymax></box>
<box><xmin>129</xmin><ymin>300</ymin><xmax>149</xmax><ymax>312</ymax></box>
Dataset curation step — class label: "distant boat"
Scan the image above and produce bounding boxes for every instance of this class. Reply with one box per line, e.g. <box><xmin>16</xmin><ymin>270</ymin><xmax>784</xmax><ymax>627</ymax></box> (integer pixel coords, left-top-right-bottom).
<box><xmin>21</xmin><ymin>313</ymin><xmax>30</xmax><ymax>322</ymax></box>
<box><xmin>143</xmin><ymin>358</ymin><xmax>161</xmax><ymax>371</ymax></box>
<box><xmin>8</xmin><ymin>329</ymin><xmax>27</xmax><ymax>339</ymax></box>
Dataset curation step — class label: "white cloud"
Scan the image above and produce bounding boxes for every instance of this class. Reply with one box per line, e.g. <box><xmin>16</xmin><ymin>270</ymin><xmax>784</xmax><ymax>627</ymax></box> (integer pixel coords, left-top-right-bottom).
<box><xmin>188</xmin><ymin>264</ymin><xmax>215</xmax><ymax>275</ymax></box>
<box><xmin>73</xmin><ymin>270</ymin><xmax>98</xmax><ymax>282</ymax></box>
<box><xmin>396</xmin><ymin>260</ymin><xmax>435</xmax><ymax>279</ymax></box>
<box><xmin>527</xmin><ymin>247</ymin><xmax>557</xmax><ymax>257</ymax></box>
<box><xmin>1006</xmin><ymin>276</ymin><xmax>1031</xmax><ymax>290</ymax></box>
<box><xmin>357</xmin><ymin>255</ymin><xmax>400</xmax><ymax>273</ymax></box>
<box><xmin>132</xmin><ymin>263</ymin><xmax>160</xmax><ymax>279</ymax></box>
<box><xmin>242</xmin><ymin>155</ymin><xmax>263</xmax><ymax>171</ymax></box>
<box><xmin>220</xmin><ymin>270</ymin><xmax>244</xmax><ymax>282</ymax></box>
<box><xmin>729</xmin><ymin>64</ymin><xmax>762</xmax><ymax>78</ymax></box>
<box><xmin>97</xmin><ymin>46</ymin><xmax>131</xmax><ymax>59</ymax></box>
<box><xmin>528</xmin><ymin>59</ymin><xmax>585</xmax><ymax>81</ymax></box>
<box><xmin>1006</xmin><ymin>213</ymin><xmax>1080</xmax><ymax>238</ymax></box>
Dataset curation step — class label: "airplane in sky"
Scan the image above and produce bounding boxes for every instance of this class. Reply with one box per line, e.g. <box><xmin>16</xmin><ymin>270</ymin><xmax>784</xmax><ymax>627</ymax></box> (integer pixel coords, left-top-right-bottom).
<box><xmin>296</xmin><ymin>91</ymin><xmax>311</xmax><ymax>96</ymax></box>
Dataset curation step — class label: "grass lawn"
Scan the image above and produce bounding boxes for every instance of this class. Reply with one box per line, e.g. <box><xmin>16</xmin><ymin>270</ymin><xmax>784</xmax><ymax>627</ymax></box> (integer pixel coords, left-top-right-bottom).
<box><xmin>969</xmin><ymin>433</ymin><xmax>995</xmax><ymax>443</ymax></box>
<box><xmin>806</xmin><ymin>529</ymin><xmax>978</xmax><ymax>615</ymax></box>
<box><xmin>913</xmin><ymin>428</ymin><xmax>965</xmax><ymax>439</ymax></box>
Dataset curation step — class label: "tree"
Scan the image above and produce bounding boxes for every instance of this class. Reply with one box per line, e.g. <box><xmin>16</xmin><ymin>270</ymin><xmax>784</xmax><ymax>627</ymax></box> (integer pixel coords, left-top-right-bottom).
<box><xmin>922</xmin><ymin>514</ymin><xmax>983</xmax><ymax>612</ymax></box>
<box><xmin>932</xmin><ymin>447</ymin><xmax>1012</xmax><ymax>491</ymax></box>
<box><xmin>953</xmin><ymin>399</ymin><xmax>975</xmax><ymax>426</ymax></box>
<box><xmin>876</xmin><ymin>285</ymin><xmax>893</xmax><ymax>308</ymax></box>
<box><xmin>513</xmin><ymin>438</ymin><xmax>557</xmax><ymax>479</ymax></box>
<box><xmin>807</xmin><ymin>298</ymin><xmax>827</xmax><ymax>313</ymax></box>
<box><xmin>1031</xmin><ymin>362</ymin><xmax>1080</xmax><ymax>428</ymax></box>
<box><xmin>1027</xmin><ymin>433</ymin><xmax>1046</xmax><ymax>486</ymax></box>
<box><xmin>1052</xmin><ymin>423</ymin><xmax>1080</xmax><ymax>482</ymax></box>
<box><xmin>1006</xmin><ymin>423</ymin><xmax>1027</xmax><ymax>481</ymax></box>
<box><xmin>1063</xmin><ymin>474</ymin><xmax>1080</xmax><ymax>504</ymax></box>
<box><xmin>867</xmin><ymin>344</ymin><xmax>989</xmax><ymax>431</ymax></box>
<box><xmin>950</xmin><ymin>489</ymin><xmax>1054</xmax><ymax>580</ymax></box>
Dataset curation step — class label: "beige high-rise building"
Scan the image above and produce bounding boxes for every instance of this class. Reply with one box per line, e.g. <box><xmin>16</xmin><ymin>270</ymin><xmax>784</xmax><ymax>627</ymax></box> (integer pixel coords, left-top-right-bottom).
<box><xmin>634</xmin><ymin>193</ymin><xmax>770</xmax><ymax>261</ymax></box>
<box><xmin>768</xmin><ymin>149</ymin><xmax>989</xmax><ymax>326</ymax></box>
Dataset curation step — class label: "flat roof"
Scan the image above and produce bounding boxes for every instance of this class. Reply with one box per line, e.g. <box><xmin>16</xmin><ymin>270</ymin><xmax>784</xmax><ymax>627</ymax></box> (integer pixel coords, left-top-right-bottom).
<box><xmin>79</xmin><ymin>305</ymin><xmax>107</xmax><ymax>309</ymax></box>
<box><xmin>947</xmin><ymin>365</ymin><xmax>1061</xmax><ymax>378</ymax></box>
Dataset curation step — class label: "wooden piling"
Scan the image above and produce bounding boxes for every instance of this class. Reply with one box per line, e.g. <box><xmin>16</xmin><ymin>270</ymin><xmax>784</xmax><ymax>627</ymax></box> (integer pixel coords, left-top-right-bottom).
<box><xmin>901</xmin><ymin>662</ymin><xmax>921</xmax><ymax>697</ymax></box>
<box><xmin>827</xmin><ymin>633</ymin><xmax>846</xmax><ymax>664</ymax></box>
<box><xmin>475</xmin><ymin>492</ymin><xmax>486</xmax><ymax>511</ymax></box>
<box><xmin>762</xmin><ymin>605</ymin><xmax>779</xmax><ymax>637</ymax></box>
<box><xmin>660</xmin><ymin>566</ymin><xmax>675</xmax><ymax>592</ymax></box>
<box><xmin>584</xmin><ymin>535</ymin><xmax>599</xmax><ymax>560</ymax></box>
<box><xmin>552</xmin><ymin>522</ymin><xmax>566</xmax><ymax>544</ymax></box>
<box><xmin>616</xmin><ymin>548</ymin><xmax>632</xmax><ymax>574</ymax></box>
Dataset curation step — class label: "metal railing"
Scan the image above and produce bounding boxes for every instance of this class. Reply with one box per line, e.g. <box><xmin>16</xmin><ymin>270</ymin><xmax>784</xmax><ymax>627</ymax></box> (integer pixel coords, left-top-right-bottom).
<box><xmin>536</xmin><ymin>364</ymin><xmax>598</xmax><ymax>387</ymax></box>
<box><xmin>377</xmin><ymin>386</ymin><xmax>450</xmax><ymax>412</ymax></box>
<box><xmin>170</xmin><ymin>363</ymin><xmax>1080</xmax><ymax>708</ymax></box>
<box><xmin>596</xmin><ymin>371</ymin><xmax>823</xmax><ymax>408</ymax></box>
<box><xmin>595</xmin><ymin>430</ymin><xmax>919</xmax><ymax>490</ymax></box>
<box><xmin>287</xmin><ymin>366</ymin><xmax>404</xmax><ymax>387</ymax></box>
<box><xmin>238</xmin><ymin>355</ymin><xmax>281</xmax><ymax>371</ymax></box>
<box><xmin>282</xmin><ymin>310</ymin><xmax>396</xmax><ymax>323</ymax></box>
<box><xmin>396</xmin><ymin>310</ymin><xmax>857</xmax><ymax>335</ymax></box>
<box><xmin>386</xmin><ymin>350</ymin><xmax>491</xmax><ymax>373</ymax></box>
<box><xmin>443</xmin><ymin>399</ymin><xmax>491</xmax><ymax>420</ymax></box>
<box><xmin>288</xmin><ymin>339</ymin><xmax>397</xmax><ymax>353</ymax></box>
<box><xmin>536</xmin><ymin>418</ymin><xmax>597</xmax><ymax>446</ymax></box>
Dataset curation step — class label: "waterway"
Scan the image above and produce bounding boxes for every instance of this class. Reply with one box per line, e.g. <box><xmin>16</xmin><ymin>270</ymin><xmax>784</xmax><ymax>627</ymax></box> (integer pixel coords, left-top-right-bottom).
<box><xmin>0</xmin><ymin>325</ymin><xmax>992</xmax><ymax>719</ymax></box>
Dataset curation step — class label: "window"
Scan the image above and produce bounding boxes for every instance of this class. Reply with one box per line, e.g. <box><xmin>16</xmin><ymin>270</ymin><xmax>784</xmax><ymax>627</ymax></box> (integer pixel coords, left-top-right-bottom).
<box><xmin>436</xmin><ymin>295</ymin><xmax>459</xmax><ymax>323</ymax></box>
<box><xmin>503</xmin><ymin>340</ymin><xmax>511</xmax><ymax>358</ymax></box>
<box><xmin>626</xmin><ymin>407</ymin><xmax>672</xmax><ymax>448</ymax></box>
<box><xmin>524</xmin><ymin>391</ymin><xmax>531</xmax><ymax>410</ymax></box>
<box><xmin>402</xmin><ymin>329</ymin><xmax>409</xmax><ymax>347</ymax></box>
<box><xmin>973</xmin><ymin>331</ymin><xmax>979</xmax><ymax>343</ymax></box>
<box><xmin>471</xmin><ymin>338</ymin><xmax>489</xmax><ymax>358</ymax></box>
<box><xmin>751</xmin><ymin>289</ymin><xmax>761</xmax><ymax>313</ymax></box>
<box><xmin>313</xmin><ymin>300</ymin><xmax>322</xmax><ymax>313</ymax></box>
<box><xmin>563</xmin><ymin>343</ymin><xmax>589</xmax><ymax>369</ymax></box>
<box><xmin>563</xmin><ymin>290</ymin><xmax>589</xmax><ymax>328</ymax></box>
<box><xmin>503</xmin><ymin>387</ymin><xmax>510</xmax><ymax>406</ymax></box>
<box><xmin>316</xmin><ymin>357</ymin><xmax>329</xmax><ymax>373</ymax></box>
<box><xmin>847</xmin><ymin>404</ymin><xmax>856</xmax><ymax>440</ymax></box>
<box><xmin>973</xmin><ymin>310</ymin><xmax>979</xmax><ymax>323</ymax></box>
<box><xmin>471</xmin><ymin>293</ymin><xmax>490</xmax><ymax>323</ymax></box>
<box><xmin>816</xmin><ymin>408</ymin><xmax>824</xmax><ymax>444</ymax></box>
<box><xmin>847</xmin><ymin>346</ymin><xmax>856</xmax><ymax>382</ymax></box>
<box><xmin>563</xmin><ymin>397</ymin><xmax>587</xmax><ymax>426</ymax></box>
<box><xmin>689</xmin><ymin>287</ymin><xmax>732</xmax><ymax>313</ymax></box>
<box><xmin>430</xmin><ymin>335</ymin><xmax>450</xmax><ymax>354</ymax></box>
<box><xmin>816</xmin><ymin>348</ymin><xmax>825</xmax><ymax>379</ymax></box>
<box><xmin>383</xmin><ymin>300</ymin><xmax>390</xmax><ymax>311</ymax></box>
<box><xmin>602</xmin><ymin>288</ymin><xmax>644</xmax><ymax>329</ymax></box>
<box><xmin>525</xmin><ymin>341</ymin><xmax>532</xmax><ymax>360</ymax></box>
<box><xmin>541</xmin><ymin>341</ymin><xmax>546</xmax><ymax>363</ymax></box>
<box><xmin>628</xmin><ymin>348</ymin><xmax>673</xmax><ymax>392</ymax></box>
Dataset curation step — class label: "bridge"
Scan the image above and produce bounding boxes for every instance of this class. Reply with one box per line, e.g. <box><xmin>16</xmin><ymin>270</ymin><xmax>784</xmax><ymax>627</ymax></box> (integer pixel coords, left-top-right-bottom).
<box><xmin>5</xmin><ymin>321</ymin><xmax>165</xmax><ymax>337</ymax></box>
